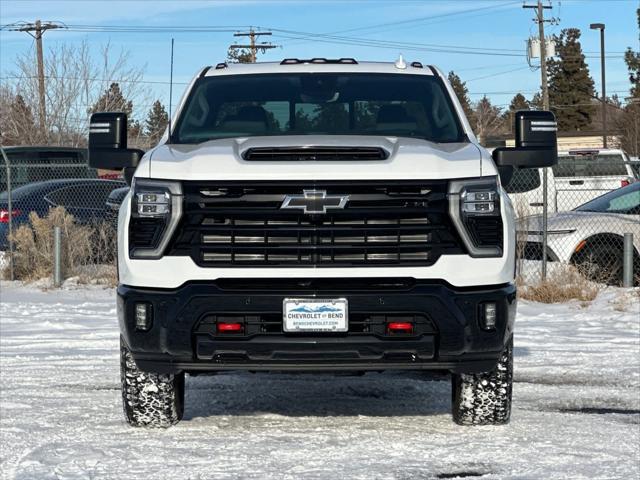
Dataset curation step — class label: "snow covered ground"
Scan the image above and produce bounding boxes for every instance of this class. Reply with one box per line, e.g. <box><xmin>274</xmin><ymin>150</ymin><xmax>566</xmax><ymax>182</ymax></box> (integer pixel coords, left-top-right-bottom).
<box><xmin>1</xmin><ymin>282</ymin><xmax>639</xmax><ymax>480</ymax></box>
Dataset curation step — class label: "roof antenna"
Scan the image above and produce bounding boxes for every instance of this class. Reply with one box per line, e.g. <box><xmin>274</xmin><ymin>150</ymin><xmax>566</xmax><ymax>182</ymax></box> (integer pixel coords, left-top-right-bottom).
<box><xmin>168</xmin><ymin>38</ymin><xmax>174</xmax><ymax>143</ymax></box>
<box><xmin>395</xmin><ymin>53</ymin><xmax>407</xmax><ymax>69</ymax></box>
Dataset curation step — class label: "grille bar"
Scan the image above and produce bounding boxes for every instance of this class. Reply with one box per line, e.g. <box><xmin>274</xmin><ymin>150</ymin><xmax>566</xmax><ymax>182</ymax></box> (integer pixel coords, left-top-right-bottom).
<box><xmin>167</xmin><ymin>180</ymin><xmax>465</xmax><ymax>267</ymax></box>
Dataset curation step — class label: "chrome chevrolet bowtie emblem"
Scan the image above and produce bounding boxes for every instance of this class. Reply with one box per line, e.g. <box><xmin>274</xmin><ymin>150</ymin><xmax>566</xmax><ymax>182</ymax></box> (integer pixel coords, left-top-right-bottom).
<box><xmin>281</xmin><ymin>190</ymin><xmax>349</xmax><ymax>214</ymax></box>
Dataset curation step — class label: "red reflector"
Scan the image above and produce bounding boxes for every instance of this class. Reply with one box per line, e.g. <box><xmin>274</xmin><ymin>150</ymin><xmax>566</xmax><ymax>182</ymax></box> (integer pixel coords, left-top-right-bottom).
<box><xmin>0</xmin><ymin>209</ymin><xmax>20</xmax><ymax>223</ymax></box>
<box><xmin>387</xmin><ymin>322</ymin><xmax>413</xmax><ymax>332</ymax></box>
<box><xmin>621</xmin><ymin>179</ymin><xmax>631</xmax><ymax>188</ymax></box>
<box><xmin>217</xmin><ymin>322</ymin><xmax>243</xmax><ymax>333</ymax></box>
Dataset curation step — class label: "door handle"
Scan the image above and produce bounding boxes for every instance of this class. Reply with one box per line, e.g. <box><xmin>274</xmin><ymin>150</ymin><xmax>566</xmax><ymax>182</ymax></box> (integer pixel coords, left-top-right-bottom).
<box><xmin>529</xmin><ymin>202</ymin><xmax>543</xmax><ymax>207</ymax></box>
<box><xmin>569</xmin><ymin>180</ymin><xmax>584</xmax><ymax>185</ymax></box>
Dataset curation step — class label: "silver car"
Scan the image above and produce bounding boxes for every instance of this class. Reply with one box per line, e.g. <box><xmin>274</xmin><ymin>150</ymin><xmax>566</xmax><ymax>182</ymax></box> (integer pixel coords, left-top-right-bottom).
<box><xmin>518</xmin><ymin>182</ymin><xmax>640</xmax><ymax>284</ymax></box>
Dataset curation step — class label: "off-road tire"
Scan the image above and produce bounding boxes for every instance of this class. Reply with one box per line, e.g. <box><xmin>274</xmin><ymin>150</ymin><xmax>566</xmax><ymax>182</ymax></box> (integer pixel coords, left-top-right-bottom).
<box><xmin>451</xmin><ymin>337</ymin><xmax>513</xmax><ymax>426</ymax></box>
<box><xmin>120</xmin><ymin>338</ymin><xmax>185</xmax><ymax>427</ymax></box>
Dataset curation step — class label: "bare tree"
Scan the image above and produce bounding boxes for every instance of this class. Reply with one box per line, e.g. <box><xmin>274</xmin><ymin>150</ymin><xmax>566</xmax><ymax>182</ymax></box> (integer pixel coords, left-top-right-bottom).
<box><xmin>473</xmin><ymin>95</ymin><xmax>505</xmax><ymax>145</ymax></box>
<box><xmin>2</xmin><ymin>40</ymin><xmax>150</xmax><ymax>147</ymax></box>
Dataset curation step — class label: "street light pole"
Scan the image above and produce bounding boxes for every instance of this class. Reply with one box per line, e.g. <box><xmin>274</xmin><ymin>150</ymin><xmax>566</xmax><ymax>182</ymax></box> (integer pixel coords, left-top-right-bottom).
<box><xmin>590</xmin><ymin>23</ymin><xmax>606</xmax><ymax>148</ymax></box>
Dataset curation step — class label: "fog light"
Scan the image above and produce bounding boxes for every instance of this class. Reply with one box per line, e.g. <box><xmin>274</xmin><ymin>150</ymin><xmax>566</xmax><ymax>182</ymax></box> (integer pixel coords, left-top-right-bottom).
<box><xmin>480</xmin><ymin>302</ymin><xmax>497</xmax><ymax>330</ymax></box>
<box><xmin>135</xmin><ymin>303</ymin><xmax>152</xmax><ymax>331</ymax></box>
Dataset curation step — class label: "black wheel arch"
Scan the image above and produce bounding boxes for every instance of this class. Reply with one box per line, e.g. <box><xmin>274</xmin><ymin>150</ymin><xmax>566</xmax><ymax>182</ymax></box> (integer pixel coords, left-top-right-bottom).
<box><xmin>570</xmin><ymin>232</ymin><xmax>639</xmax><ymax>265</ymax></box>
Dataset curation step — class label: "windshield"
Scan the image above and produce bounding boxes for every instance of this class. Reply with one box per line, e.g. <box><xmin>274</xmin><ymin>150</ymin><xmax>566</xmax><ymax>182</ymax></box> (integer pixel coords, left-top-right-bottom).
<box><xmin>575</xmin><ymin>183</ymin><xmax>640</xmax><ymax>214</ymax></box>
<box><xmin>174</xmin><ymin>73</ymin><xmax>464</xmax><ymax>144</ymax></box>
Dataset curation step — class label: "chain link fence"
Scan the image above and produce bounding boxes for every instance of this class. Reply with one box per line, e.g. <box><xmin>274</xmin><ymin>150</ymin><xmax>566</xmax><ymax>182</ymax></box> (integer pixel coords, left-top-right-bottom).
<box><xmin>506</xmin><ymin>150</ymin><xmax>640</xmax><ymax>287</ymax></box>
<box><xmin>1</xmin><ymin>146</ymin><xmax>125</xmax><ymax>286</ymax></box>
<box><xmin>1</xmin><ymin>145</ymin><xmax>638</xmax><ymax>288</ymax></box>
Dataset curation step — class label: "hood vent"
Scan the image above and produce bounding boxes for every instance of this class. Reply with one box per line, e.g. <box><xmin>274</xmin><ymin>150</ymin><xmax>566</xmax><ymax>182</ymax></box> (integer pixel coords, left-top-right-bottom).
<box><xmin>242</xmin><ymin>146</ymin><xmax>389</xmax><ymax>162</ymax></box>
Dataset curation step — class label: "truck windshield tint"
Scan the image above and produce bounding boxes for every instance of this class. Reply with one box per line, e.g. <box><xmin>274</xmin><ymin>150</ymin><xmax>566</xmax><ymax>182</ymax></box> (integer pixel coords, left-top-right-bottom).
<box><xmin>174</xmin><ymin>73</ymin><xmax>464</xmax><ymax>144</ymax></box>
<box><xmin>553</xmin><ymin>154</ymin><xmax>628</xmax><ymax>177</ymax></box>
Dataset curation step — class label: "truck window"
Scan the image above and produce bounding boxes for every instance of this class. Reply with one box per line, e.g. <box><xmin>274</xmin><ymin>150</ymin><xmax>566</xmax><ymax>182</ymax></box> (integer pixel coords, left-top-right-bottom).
<box><xmin>553</xmin><ymin>153</ymin><xmax>628</xmax><ymax>177</ymax></box>
<box><xmin>175</xmin><ymin>73</ymin><xmax>464</xmax><ymax>144</ymax></box>
<box><xmin>0</xmin><ymin>148</ymin><xmax>93</xmax><ymax>192</ymax></box>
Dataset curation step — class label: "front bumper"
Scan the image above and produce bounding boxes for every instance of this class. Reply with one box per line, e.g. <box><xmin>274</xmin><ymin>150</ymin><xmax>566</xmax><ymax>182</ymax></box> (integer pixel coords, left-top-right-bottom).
<box><xmin>118</xmin><ymin>278</ymin><xmax>517</xmax><ymax>374</ymax></box>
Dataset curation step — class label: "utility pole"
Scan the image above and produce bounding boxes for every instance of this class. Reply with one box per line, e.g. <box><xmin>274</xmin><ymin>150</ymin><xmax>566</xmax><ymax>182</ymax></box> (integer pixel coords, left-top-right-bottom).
<box><xmin>7</xmin><ymin>20</ymin><xmax>65</xmax><ymax>140</ymax></box>
<box><xmin>590</xmin><ymin>23</ymin><xmax>607</xmax><ymax>148</ymax></box>
<box><xmin>524</xmin><ymin>1</ymin><xmax>554</xmax><ymax>282</ymax></box>
<box><xmin>230</xmin><ymin>28</ymin><xmax>277</xmax><ymax>62</ymax></box>
<box><xmin>524</xmin><ymin>1</ymin><xmax>553</xmax><ymax>109</ymax></box>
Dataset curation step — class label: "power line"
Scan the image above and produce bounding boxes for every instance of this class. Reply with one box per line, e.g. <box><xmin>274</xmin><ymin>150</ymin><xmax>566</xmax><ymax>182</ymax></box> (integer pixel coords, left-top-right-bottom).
<box><xmin>1</xmin><ymin>23</ymin><xmax>248</xmax><ymax>33</ymax></box>
<box><xmin>1</xmin><ymin>21</ymin><xmax>627</xmax><ymax>60</ymax></box>
<box><xmin>276</xmin><ymin>1</ymin><xmax>521</xmax><ymax>47</ymax></box>
<box><xmin>0</xmin><ymin>74</ymin><xmax>190</xmax><ymax>85</ymax></box>
<box><xmin>466</xmin><ymin>66</ymin><xmax>532</xmax><ymax>82</ymax></box>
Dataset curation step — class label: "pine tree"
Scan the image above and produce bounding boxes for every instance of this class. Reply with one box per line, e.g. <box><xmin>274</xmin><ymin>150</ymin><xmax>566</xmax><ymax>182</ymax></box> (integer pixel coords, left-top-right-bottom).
<box><xmin>0</xmin><ymin>94</ymin><xmax>39</xmax><ymax>145</ymax></box>
<box><xmin>546</xmin><ymin>28</ymin><xmax>595</xmax><ymax>131</ymax></box>
<box><xmin>10</xmin><ymin>95</ymin><xmax>36</xmax><ymax>142</ymax></box>
<box><xmin>90</xmin><ymin>83</ymin><xmax>133</xmax><ymax>116</ymax></box>
<box><xmin>508</xmin><ymin>93</ymin><xmax>530</xmax><ymax>112</ymax></box>
<box><xmin>617</xmin><ymin>8</ymin><xmax>640</xmax><ymax>156</ymax></box>
<box><xmin>227</xmin><ymin>47</ymin><xmax>253</xmax><ymax>64</ymax></box>
<box><xmin>447</xmin><ymin>71</ymin><xmax>475</xmax><ymax>126</ymax></box>
<box><xmin>502</xmin><ymin>93</ymin><xmax>530</xmax><ymax>133</ymax></box>
<box><xmin>145</xmin><ymin>100</ymin><xmax>169</xmax><ymax>144</ymax></box>
<box><xmin>530</xmin><ymin>92</ymin><xmax>544</xmax><ymax>110</ymax></box>
<box><xmin>625</xmin><ymin>9</ymin><xmax>640</xmax><ymax>99</ymax></box>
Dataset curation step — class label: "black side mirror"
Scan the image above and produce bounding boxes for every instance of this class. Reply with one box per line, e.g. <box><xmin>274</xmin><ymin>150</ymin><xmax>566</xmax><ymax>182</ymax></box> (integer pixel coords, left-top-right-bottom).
<box><xmin>492</xmin><ymin>110</ymin><xmax>558</xmax><ymax>169</ymax></box>
<box><xmin>88</xmin><ymin>112</ymin><xmax>144</xmax><ymax>176</ymax></box>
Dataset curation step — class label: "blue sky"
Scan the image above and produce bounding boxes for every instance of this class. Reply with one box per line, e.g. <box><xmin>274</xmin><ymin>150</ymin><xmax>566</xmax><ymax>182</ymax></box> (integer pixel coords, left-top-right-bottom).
<box><xmin>0</xmin><ymin>0</ymin><xmax>637</xmax><ymax>116</ymax></box>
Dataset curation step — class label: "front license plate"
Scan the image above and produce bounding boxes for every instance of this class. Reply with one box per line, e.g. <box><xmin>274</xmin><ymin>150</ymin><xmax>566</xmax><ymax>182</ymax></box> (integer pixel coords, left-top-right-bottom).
<box><xmin>283</xmin><ymin>298</ymin><xmax>348</xmax><ymax>332</ymax></box>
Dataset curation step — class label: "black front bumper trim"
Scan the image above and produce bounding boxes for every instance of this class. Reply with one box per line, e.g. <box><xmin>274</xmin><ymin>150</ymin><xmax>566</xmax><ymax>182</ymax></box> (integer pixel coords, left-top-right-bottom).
<box><xmin>118</xmin><ymin>278</ymin><xmax>516</xmax><ymax>374</ymax></box>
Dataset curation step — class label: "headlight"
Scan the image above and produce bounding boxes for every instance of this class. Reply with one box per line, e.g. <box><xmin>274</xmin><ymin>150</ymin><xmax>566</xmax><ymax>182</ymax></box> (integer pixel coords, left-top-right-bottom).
<box><xmin>136</xmin><ymin>191</ymin><xmax>171</xmax><ymax>216</ymax></box>
<box><xmin>449</xmin><ymin>177</ymin><xmax>503</xmax><ymax>257</ymax></box>
<box><xmin>129</xmin><ymin>179</ymin><xmax>182</xmax><ymax>259</ymax></box>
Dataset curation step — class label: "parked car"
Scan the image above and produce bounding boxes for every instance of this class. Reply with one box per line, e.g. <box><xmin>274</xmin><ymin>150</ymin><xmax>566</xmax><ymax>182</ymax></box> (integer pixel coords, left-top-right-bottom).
<box><xmin>0</xmin><ymin>178</ymin><xmax>127</xmax><ymax>249</ymax></box>
<box><xmin>518</xmin><ymin>182</ymin><xmax>640</xmax><ymax>285</ymax></box>
<box><xmin>0</xmin><ymin>146</ymin><xmax>94</xmax><ymax>192</ymax></box>
<box><xmin>506</xmin><ymin>148</ymin><xmax>636</xmax><ymax>217</ymax></box>
<box><xmin>105</xmin><ymin>186</ymin><xmax>130</xmax><ymax>222</ymax></box>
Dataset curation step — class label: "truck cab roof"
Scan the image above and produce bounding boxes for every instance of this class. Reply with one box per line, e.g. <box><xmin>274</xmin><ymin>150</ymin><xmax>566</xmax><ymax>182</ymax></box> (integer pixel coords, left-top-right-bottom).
<box><xmin>202</xmin><ymin>58</ymin><xmax>436</xmax><ymax>77</ymax></box>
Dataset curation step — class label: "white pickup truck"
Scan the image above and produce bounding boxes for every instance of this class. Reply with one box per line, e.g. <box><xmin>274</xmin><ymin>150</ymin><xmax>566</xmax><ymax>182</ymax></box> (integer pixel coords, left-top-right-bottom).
<box><xmin>87</xmin><ymin>57</ymin><xmax>558</xmax><ymax>428</ymax></box>
<box><xmin>506</xmin><ymin>148</ymin><xmax>636</xmax><ymax>217</ymax></box>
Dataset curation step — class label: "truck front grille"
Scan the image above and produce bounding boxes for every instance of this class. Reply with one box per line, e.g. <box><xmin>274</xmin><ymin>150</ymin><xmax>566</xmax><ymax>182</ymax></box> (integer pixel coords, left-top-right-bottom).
<box><xmin>167</xmin><ymin>181</ymin><xmax>465</xmax><ymax>267</ymax></box>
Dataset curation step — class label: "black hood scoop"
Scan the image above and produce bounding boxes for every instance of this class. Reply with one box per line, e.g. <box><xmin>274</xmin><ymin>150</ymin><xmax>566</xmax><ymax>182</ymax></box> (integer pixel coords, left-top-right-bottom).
<box><xmin>242</xmin><ymin>146</ymin><xmax>389</xmax><ymax>161</ymax></box>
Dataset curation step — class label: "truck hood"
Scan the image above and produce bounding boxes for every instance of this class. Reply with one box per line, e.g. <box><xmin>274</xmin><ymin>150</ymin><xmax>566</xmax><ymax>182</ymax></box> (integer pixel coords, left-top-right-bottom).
<box><xmin>141</xmin><ymin>136</ymin><xmax>493</xmax><ymax>181</ymax></box>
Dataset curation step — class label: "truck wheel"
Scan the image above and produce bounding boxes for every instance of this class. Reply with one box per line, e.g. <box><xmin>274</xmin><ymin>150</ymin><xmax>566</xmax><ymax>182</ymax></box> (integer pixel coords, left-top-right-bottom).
<box><xmin>451</xmin><ymin>337</ymin><xmax>513</xmax><ymax>426</ymax></box>
<box><xmin>574</xmin><ymin>243</ymin><xmax>623</xmax><ymax>286</ymax></box>
<box><xmin>120</xmin><ymin>339</ymin><xmax>185</xmax><ymax>427</ymax></box>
